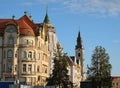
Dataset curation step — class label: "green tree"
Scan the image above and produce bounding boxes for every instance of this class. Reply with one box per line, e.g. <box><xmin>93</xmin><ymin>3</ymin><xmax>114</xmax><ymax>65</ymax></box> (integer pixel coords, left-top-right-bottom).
<box><xmin>47</xmin><ymin>44</ymin><xmax>72</xmax><ymax>88</ymax></box>
<box><xmin>87</xmin><ymin>46</ymin><xmax>112</xmax><ymax>88</ymax></box>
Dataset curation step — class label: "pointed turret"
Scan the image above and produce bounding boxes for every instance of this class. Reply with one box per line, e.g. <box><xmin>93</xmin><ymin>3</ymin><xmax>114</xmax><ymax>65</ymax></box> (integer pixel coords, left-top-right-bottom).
<box><xmin>43</xmin><ymin>13</ymin><xmax>50</xmax><ymax>24</ymax></box>
<box><xmin>43</xmin><ymin>5</ymin><xmax>50</xmax><ymax>24</ymax></box>
<box><xmin>75</xmin><ymin>30</ymin><xmax>82</xmax><ymax>49</ymax></box>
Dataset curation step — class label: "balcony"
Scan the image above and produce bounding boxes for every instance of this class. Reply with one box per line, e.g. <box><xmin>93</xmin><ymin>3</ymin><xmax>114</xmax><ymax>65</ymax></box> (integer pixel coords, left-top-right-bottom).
<box><xmin>42</xmin><ymin>61</ymin><xmax>48</xmax><ymax>66</ymax></box>
<box><xmin>19</xmin><ymin>44</ymin><xmax>35</xmax><ymax>48</ymax></box>
<box><xmin>3</xmin><ymin>44</ymin><xmax>18</xmax><ymax>47</ymax></box>
<box><xmin>22</xmin><ymin>58</ymin><xmax>36</xmax><ymax>62</ymax></box>
<box><xmin>4</xmin><ymin>72</ymin><xmax>17</xmax><ymax>78</ymax></box>
<box><xmin>21</xmin><ymin>71</ymin><xmax>36</xmax><ymax>75</ymax></box>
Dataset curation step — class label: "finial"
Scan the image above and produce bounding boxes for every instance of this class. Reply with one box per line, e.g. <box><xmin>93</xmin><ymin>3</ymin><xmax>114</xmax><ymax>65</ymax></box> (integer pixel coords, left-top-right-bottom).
<box><xmin>29</xmin><ymin>15</ymin><xmax>32</xmax><ymax>18</ymax></box>
<box><xmin>78</xmin><ymin>26</ymin><xmax>80</xmax><ymax>32</ymax></box>
<box><xmin>43</xmin><ymin>4</ymin><xmax>50</xmax><ymax>24</ymax></box>
<box><xmin>12</xmin><ymin>15</ymin><xmax>15</xmax><ymax>19</ymax></box>
<box><xmin>24</xmin><ymin>11</ymin><xmax>27</xmax><ymax>15</ymax></box>
<box><xmin>46</xmin><ymin>4</ymin><xmax>48</xmax><ymax>13</ymax></box>
<box><xmin>78</xmin><ymin>26</ymin><xmax>81</xmax><ymax>36</ymax></box>
<box><xmin>29</xmin><ymin>12</ymin><xmax>32</xmax><ymax>18</ymax></box>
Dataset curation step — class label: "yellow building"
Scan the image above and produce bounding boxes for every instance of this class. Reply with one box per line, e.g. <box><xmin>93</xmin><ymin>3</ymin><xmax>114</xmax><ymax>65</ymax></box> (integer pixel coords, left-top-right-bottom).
<box><xmin>0</xmin><ymin>11</ymin><xmax>83</xmax><ymax>87</ymax></box>
<box><xmin>112</xmin><ymin>76</ymin><xmax>120</xmax><ymax>88</ymax></box>
<box><xmin>0</xmin><ymin>12</ymin><xmax>50</xmax><ymax>86</ymax></box>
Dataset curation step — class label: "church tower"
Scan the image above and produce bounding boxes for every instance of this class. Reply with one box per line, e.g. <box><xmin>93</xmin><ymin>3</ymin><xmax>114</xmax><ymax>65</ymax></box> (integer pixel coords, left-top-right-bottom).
<box><xmin>75</xmin><ymin>30</ymin><xmax>84</xmax><ymax>80</ymax></box>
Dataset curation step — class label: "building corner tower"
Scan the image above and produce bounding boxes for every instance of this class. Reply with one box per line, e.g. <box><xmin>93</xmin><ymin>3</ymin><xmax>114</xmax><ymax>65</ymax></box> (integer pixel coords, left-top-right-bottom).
<box><xmin>43</xmin><ymin>9</ymin><xmax>59</xmax><ymax>75</ymax></box>
<box><xmin>75</xmin><ymin>30</ymin><xmax>84</xmax><ymax>80</ymax></box>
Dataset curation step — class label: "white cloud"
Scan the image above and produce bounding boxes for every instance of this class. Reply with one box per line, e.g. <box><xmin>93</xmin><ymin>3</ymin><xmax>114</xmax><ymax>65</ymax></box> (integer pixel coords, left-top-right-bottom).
<box><xmin>38</xmin><ymin>0</ymin><xmax>62</xmax><ymax>3</ymax></box>
<box><xmin>23</xmin><ymin>0</ymin><xmax>120</xmax><ymax>16</ymax></box>
<box><xmin>63</xmin><ymin>0</ymin><xmax>120</xmax><ymax>16</ymax></box>
<box><xmin>22</xmin><ymin>2</ymin><xmax>36</xmax><ymax>6</ymax></box>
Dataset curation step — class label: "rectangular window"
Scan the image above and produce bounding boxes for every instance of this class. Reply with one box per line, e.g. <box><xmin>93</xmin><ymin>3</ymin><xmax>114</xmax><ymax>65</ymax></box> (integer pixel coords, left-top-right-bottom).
<box><xmin>23</xmin><ymin>64</ymin><xmax>26</xmax><ymax>72</ymax></box>
<box><xmin>27</xmin><ymin>77</ymin><xmax>32</xmax><ymax>82</ymax></box>
<box><xmin>28</xmin><ymin>52</ymin><xmax>32</xmax><ymax>59</ymax></box>
<box><xmin>3</xmin><ymin>64</ymin><xmax>5</xmax><ymax>72</ymax></box>
<box><xmin>39</xmin><ymin>41</ymin><xmax>41</xmax><ymax>47</ymax></box>
<box><xmin>4</xmin><ymin>50</ymin><xmax>5</xmax><ymax>58</ymax></box>
<box><xmin>7</xmin><ymin>62</ymin><xmax>12</xmax><ymax>72</ymax></box>
<box><xmin>15</xmin><ymin>65</ymin><xmax>17</xmax><ymax>71</ymax></box>
<box><xmin>42</xmin><ymin>65</ymin><xmax>47</xmax><ymax>74</ymax></box>
<box><xmin>37</xmin><ymin>66</ymin><xmax>40</xmax><ymax>72</ymax></box>
<box><xmin>45</xmin><ymin>67</ymin><xmax>47</xmax><ymax>73</ymax></box>
<box><xmin>28</xmin><ymin>64</ymin><xmax>32</xmax><ymax>74</ymax></box>
<box><xmin>38</xmin><ymin>53</ymin><xmax>40</xmax><ymax>59</ymax></box>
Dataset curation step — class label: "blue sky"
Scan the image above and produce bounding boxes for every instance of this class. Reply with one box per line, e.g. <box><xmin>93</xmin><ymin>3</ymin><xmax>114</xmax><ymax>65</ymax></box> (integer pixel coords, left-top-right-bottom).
<box><xmin>0</xmin><ymin>0</ymin><xmax>120</xmax><ymax>76</ymax></box>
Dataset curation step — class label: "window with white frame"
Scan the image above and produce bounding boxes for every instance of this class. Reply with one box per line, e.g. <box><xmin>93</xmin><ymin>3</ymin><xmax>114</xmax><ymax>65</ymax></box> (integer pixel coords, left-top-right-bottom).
<box><xmin>28</xmin><ymin>64</ymin><xmax>32</xmax><ymax>74</ymax></box>
<box><xmin>38</xmin><ymin>53</ymin><xmax>40</xmax><ymax>60</ymax></box>
<box><xmin>27</xmin><ymin>77</ymin><xmax>32</xmax><ymax>82</ymax></box>
<box><xmin>28</xmin><ymin>51</ymin><xmax>32</xmax><ymax>59</ymax></box>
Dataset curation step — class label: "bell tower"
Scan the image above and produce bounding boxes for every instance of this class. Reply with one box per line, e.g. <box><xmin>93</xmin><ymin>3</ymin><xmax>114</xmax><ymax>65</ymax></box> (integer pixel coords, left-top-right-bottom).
<box><xmin>75</xmin><ymin>30</ymin><xmax>84</xmax><ymax>80</ymax></box>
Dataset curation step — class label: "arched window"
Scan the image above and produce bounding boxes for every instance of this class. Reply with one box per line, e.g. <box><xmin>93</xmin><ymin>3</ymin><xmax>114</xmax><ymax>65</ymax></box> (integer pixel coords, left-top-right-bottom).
<box><xmin>7</xmin><ymin>50</ymin><xmax>13</xmax><ymax>58</ymax></box>
<box><xmin>28</xmin><ymin>51</ymin><xmax>32</xmax><ymax>58</ymax></box>
<box><xmin>24</xmin><ymin>39</ymin><xmax>29</xmax><ymax>44</ymax></box>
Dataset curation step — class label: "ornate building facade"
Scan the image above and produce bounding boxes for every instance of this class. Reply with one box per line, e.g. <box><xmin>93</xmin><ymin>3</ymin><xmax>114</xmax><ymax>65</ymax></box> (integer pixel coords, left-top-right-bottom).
<box><xmin>0</xmin><ymin>11</ymin><xmax>84</xmax><ymax>87</ymax></box>
<box><xmin>0</xmin><ymin>12</ymin><xmax>51</xmax><ymax>86</ymax></box>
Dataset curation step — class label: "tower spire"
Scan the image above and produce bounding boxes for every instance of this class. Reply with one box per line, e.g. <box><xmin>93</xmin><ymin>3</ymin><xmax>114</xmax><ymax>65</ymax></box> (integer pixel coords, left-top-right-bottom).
<box><xmin>46</xmin><ymin>4</ymin><xmax>48</xmax><ymax>14</ymax></box>
<box><xmin>43</xmin><ymin>5</ymin><xmax>50</xmax><ymax>24</ymax></box>
<box><xmin>76</xmin><ymin>29</ymin><xmax>82</xmax><ymax>49</ymax></box>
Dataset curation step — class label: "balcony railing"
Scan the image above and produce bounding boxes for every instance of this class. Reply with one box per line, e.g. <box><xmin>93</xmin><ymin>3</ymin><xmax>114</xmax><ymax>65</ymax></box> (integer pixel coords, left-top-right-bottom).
<box><xmin>21</xmin><ymin>71</ymin><xmax>36</xmax><ymax>75</ymax></box>
<box><xmin>22</xmin><ymin>58</ymin><xmax>36</xmax><ymax>62</ymax></box>
<box><xmin>19</xmin><ymin>44</ymin><xmax>35</xmax><ymax>48</ymax></box>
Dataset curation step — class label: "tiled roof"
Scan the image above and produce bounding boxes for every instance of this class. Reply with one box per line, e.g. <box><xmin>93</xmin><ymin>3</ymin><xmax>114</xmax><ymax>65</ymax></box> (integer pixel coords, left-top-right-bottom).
<box><xmin>0</xmin><ymin>19</ymin><xmax>10</xmax><ymax>33</ymax></box>
<box><xmin>0</xmin><ymin>15</ymin><xmax>40</xmax><ymax>36</ymax></box>
<box><xmin>17</xmin><ymin>19</ymin><xmax>35</xmax><ymax>36</ymax></box>
<box><xmin>111</xmin><ymin>76</ymin><xmax>120</xmax><ymax>79</ymax></box>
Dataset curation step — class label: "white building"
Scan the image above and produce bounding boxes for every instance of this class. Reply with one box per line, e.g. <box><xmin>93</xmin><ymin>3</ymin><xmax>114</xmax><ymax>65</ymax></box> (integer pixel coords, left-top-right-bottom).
<box><xmin>68</xmin><ymin>31</ymin><xmax>85</xmax><ymax>88</ymax></box>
